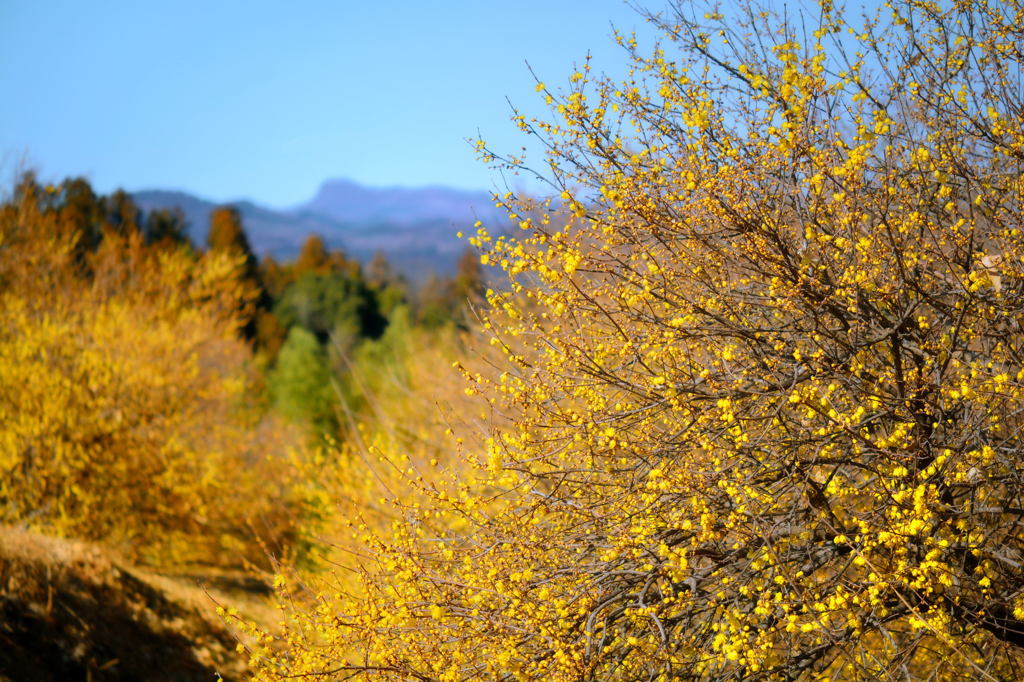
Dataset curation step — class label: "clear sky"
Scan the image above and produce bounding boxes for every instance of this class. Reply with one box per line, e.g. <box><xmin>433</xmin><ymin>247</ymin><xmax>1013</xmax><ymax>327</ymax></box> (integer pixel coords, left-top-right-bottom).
<box><xmin>0</xmin><ymin>1</ymin><xmax>658</xmax><ymax>207</ymax></box>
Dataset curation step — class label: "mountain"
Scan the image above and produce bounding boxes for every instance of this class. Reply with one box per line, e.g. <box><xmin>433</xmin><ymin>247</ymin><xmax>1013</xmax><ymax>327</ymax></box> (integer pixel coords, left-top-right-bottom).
<box><xmin>132</xmin><ymin>180</ymin><xmax>507</xmax><ymax>280</ymax></box>
<box><xmin>298</xmin><ymin>179</ymin><xmax>500</xmax><ymax>227</ymax></box>
<box><xmin>131</xmin><ymin>190</ymin><xmax>339</xmax><ymax>257</ymax></box>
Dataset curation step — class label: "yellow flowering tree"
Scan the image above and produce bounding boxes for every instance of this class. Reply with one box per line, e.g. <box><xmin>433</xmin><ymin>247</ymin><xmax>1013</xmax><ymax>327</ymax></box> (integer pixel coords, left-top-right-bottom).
<box><xmin>254</xmin><ymin>0</ymin><xmax>1024</xmax><ymax>678</ymax></box>
<box><xmin>0</xmin><ymin>180</ymin><xmax>299</xmax><ymax>567</ymax></box>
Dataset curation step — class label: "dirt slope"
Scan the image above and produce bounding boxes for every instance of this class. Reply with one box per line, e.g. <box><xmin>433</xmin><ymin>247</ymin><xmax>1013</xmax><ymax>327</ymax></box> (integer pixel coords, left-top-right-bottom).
<box><xmin>0</xmin><ymin>527</ymin><xmax>257</xmax><ymax>681</ymax></box>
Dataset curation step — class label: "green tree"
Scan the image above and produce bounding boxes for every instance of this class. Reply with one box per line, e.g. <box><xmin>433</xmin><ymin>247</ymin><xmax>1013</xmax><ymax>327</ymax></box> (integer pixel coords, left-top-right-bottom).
<box><xmin>273</xmin><ymin>270</ymin><xmax>386</xmax><ymax>344</ymax></box>
<box><xmin>268</xmin><ymin>326</ymin><xmax>337</xmax><ymax>433</ymax></box>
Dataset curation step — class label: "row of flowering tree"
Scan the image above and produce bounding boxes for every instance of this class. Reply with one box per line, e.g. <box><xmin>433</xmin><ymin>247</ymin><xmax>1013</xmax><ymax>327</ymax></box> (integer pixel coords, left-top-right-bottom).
<box><xmin>0</xmin><ymin>179</ymin><xmax>300</xmax><ymax>567</ymax></box>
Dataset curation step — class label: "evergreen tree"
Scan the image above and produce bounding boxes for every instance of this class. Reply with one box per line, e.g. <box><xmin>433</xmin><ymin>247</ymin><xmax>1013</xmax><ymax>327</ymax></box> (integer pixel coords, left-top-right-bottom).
<box><xmin>206</xmin><ymin>206</ymin><xmax>268</xmax><ymax>340</ymax></box>
<box><xmin>143</xmin><ymin>208</ymin><xmax>191</xmax><ymax>248</ymax></box>
<box><xmin>206</xmin><ymin>206</ymin><xmax>254</xmax><ymax>258</ymax></box>
<box><xmin>55</xmin><ymin>177</ymin><xmax>104</xmax><ymax>256</ymax></box>
<box><xmin>273</xmin><ymin>270</ymin><xmax>386</xmax><ymax>344</ymax></box>
<box><xmin>102</xmin><ymin>190</ymin><xmax>141</xmax><ymax>237</ymax></box>
<box><xmin>268</xmin><ymin>326</ymin><xmax>337</xmax><ymax>433</ymax></box>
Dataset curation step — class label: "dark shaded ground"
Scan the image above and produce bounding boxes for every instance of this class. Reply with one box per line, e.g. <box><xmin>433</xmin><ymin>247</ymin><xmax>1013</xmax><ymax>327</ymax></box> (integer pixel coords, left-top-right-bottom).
<box><xmin>0</xmin><ymin>527</ymin><xmax>255</xmax><ymax>681</ymax></box>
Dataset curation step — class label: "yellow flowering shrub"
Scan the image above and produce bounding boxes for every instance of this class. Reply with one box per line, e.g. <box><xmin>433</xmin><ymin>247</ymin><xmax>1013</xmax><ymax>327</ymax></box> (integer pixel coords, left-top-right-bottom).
<box><xmin>0</xmin><ymin>182</ymin><xmax>300</xmax><ymax>567</ymax></box>
<box><xmin>253</xmin><ymin>0</ymin><xmax>1024</xmax><ymax>678</ymax></box>
<box><xmin>237</xmin><ymin>324</ymin><xmax>497</xmax><ymax>669</ymax></box>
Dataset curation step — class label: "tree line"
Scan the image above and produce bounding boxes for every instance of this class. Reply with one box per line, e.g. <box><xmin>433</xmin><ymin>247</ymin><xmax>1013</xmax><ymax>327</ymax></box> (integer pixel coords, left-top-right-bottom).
<box><xmin>3</xmin><ymin>173</ymin><xmax>487</xmax><ymax>436</ymax></box>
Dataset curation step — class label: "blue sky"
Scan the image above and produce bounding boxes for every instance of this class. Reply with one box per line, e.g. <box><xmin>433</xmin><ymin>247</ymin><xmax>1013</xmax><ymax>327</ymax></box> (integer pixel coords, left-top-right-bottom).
<box><xmin>0</xmin><ymin>1</ymin><xmax>658</xmax><ymax>206</ymax></box>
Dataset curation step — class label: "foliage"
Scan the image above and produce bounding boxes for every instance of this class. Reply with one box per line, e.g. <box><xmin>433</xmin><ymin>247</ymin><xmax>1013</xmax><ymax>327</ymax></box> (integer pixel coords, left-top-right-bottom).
<box><xmin>294</xmin><ymin>234</ymin><xmax>332</xmax><ymax>275</ymax></box>
<box><xmin>414</xmin><ymin>247</ymin><xmax>486</xmax><ymax>330</ymax></box>
<box><xmin>240</xmin><ymin>322</ymin><xmax>491</xmax><ymax>672</ymax></box>
<box><xmin>0</xmin><ymin>180</ymin><xmax>300</xmax><ymax>567</ymax></box>
<box><xmin>207</xmin><ymin>205</ymin><xmax>255</xmax><ymax>256</ymax></box>
<box><xmin>2</xmin><ymin>175</ymin><xmax>153</xmax><ymax>263</ymax></box>
<box><xmin>365</xmin><ymin>251</ymin><xmax>409</xmax><ymax>320</ymax></box>
<box><xmin>206</xmin><ymin>205</ymin><xmax>273</xmax><ymax>342</ymax></box>
<box><xmin>252</xmin><ymin>0</ymin><xmax>1024</xmax><ymax>679</ymax></box>
<box><xmin>268</xmin><ymin>326</ymin><xmax>338</xmax><ymax>433</ymax></box>
<box><xmin>350</xmin><ymin>305</ymin><xmax>414</xmax><ymax>390</ymax></box>
<box><xmin>257</xmin><ymin>237</ymin><xmax>483</xmax><ymax>432</ymax></box>
<box><xmin>258</xmin><ymin>236</ymin><xmax>488</xmax><ymax>442</ymax></box>
<box><xmin>144</xmin><ymin>207</ymin><xmax>192</xmax><ymax>248</ymax></box>
<box><xmin>273</xmin><ymin>270</ymin><xmax>387</xmax><ymax>350</ymax></box>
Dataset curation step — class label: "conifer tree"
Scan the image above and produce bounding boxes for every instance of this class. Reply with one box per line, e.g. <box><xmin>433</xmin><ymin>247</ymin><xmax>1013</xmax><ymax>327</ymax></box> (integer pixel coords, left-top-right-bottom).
<box><xmin>143</xmin><ymin>207</ymin><xmax>190</xmax><ymax>247</ymax></box>
<box><xmin>294</xmin><ymin>234</ymin><xmax>330</xmax><ymax>275</ymax></box>
<box><xmin>206</xmin><ymin>206</ymin><xmax>267</xmax><ymax>340</ymax></box>
<box><xmin>268</xmin><ymin>326</ymin><xmax>337</xmax><ymax>433</ymax></box>
<box><xmin>103</xmin><ymin>189</ymin><xmax>141</xmax><ymax>237</ymax></box>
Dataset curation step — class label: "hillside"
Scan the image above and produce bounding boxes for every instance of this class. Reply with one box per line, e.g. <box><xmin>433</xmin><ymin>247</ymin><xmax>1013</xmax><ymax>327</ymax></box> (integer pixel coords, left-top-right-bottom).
<box><xmin>0</xmin><ymin>526</ymin><xmax>266</xmax><ymax>681</ymax></box>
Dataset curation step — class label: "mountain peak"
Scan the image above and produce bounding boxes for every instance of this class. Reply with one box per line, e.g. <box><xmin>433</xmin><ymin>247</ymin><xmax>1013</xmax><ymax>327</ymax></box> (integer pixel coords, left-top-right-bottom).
<box><xmin>299</xmin><ymin>178</ymin><xmax>501</xmax><ymax>227</ymax></box>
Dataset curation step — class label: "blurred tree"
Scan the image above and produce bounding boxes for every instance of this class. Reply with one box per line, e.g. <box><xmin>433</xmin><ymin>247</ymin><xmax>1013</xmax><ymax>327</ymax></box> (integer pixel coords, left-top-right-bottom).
<box><xmin>259</xmin><ymin>254</ymin><xmax>292</xmax><ymax>299</ymax></box>
<box><xmin>329</xmin><ymin>248</ymin><xmax>361</xmax><ymax>279</ymax></box>
<box><xmin>55</xmin><ymin>177</ymin><xmax>104</xmax><ymax>257</ymax></box>
<box><xmin>103</xmin><ymin>189</ymin><xmax>141</xmax><ymax>238</ymax></box>
<box><xmin>412</xmin><ymin>272</ymin><xmax>453</xmax><ymax>329</ymax></box>
<box><xmin>268</xmin><ymin>326</ymin><xmax>337</xmax><ymax>433</ymax></box>
<box><xmin>206</xmin><ymin>206</ymin><xmax>268</xmax><ymax>341</ymax></box>
<box><xmin>294</xmin><ymin>234</ymin><xmax>330</xmax><ymax>275</ymax></box>
<box><xmin>0</xmin><ymin>183</ymin><xmax>300</xmax><ymax>566</ymax></box>
<box><xmin>410</xmin><ymin>252</ymin><xmax>484</xmax><ymax>330</ymax></box>
<box><xmin>206</xmin><ymin>206</ymin><xmax>253</xmax><ymax>256</ymax></box>
<box><xmin>255</xmin><ymin>309</ymin><xmax>287</xmax><ymax>362</ymax></box>
<box><xmin>451</xmin><ymin>246</ymin><xmax>485</xmax><ymax>325</ymax></box>
<box><xmin>273</xmin><ymin>270</ymin><xmax>386</xmax><ymax>345</ymax></box>
<box><xmin>364</xmin><ymin>251</ymin><xmax>407</xmax><ymax>319</ymax></box>
<box><xmin>365</xmin><ymin>250</ymin><xmax>394</xmax><ymax>289</ymax></box>
<box><xmin>143</xmin><ymin>208</ymin><xmax>191</xmax><ymax>248</ymax></box>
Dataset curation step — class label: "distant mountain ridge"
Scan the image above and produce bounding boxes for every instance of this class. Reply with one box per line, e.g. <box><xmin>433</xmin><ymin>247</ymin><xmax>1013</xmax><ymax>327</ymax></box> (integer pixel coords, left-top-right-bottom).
<box><xmin>132</xmin><ymin>179</ymin><xmax>507</xmax><ymax>280</ymax></box>
<box><xmin>299</xmin><ymin>179</ymin><xmax>499</xmax><ymax>227</ymax></box>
